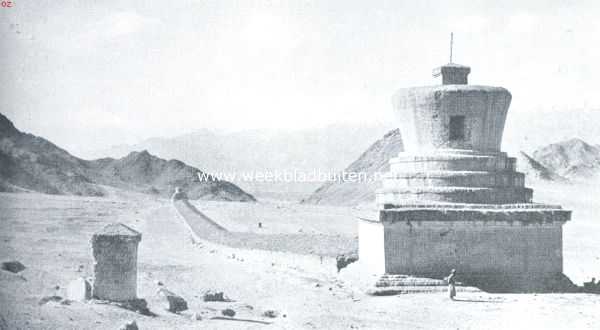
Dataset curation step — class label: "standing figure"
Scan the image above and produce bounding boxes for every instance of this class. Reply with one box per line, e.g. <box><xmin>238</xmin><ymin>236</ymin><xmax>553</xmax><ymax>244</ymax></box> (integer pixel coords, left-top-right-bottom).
<box><xmin>446</xmin><ymin>269</ymin><xmax>457</xmax><ymax>300</ymax></box>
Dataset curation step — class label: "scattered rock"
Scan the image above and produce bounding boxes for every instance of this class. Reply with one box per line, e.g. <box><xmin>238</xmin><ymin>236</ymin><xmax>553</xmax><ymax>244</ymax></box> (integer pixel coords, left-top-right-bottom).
<box><xmin>202</xmin><ymin>290</ymin><xmax>228</xmax><ymax>302</ymax></box>
<box><xmin>38</xmin><ymin>295</ymin><xmax>63</xmax><ymax>305</ymax></box>
<box><xmin>67</xmin><ymin>277</ymin><xmax>91</xmax><ymax>302</ymax></box>
<box><xmin>221</xmin><ymin>308</ymin><xmax>235</xmax><ymax>317</ymax></box>
<box><xmin>157</xmin><ymin>288</ymin><xmax>188</xmax><ymax>313</ymax></box>
<box><xmin>336</xmin><ymin>253</ymin><xmax>359</xmax><ymax>272</ymax></box>
<box><xmin>154</xmin><ymin>280</ymin><xmax>164</xmax><ymax>286</ymax></box>
<box><xmin>1</xmin><ymin>261</ymin><xmax>25</xmax><ymax>273</ymax></box>
<box><xmin>119</xmin><ymin>320</ymin><xmax>138</xmax><ymax>330</ymax></box>
<box><xmin>262</xmin><ymin>310</ymin><xmax>279</xmax><ymax>318</ymax></box>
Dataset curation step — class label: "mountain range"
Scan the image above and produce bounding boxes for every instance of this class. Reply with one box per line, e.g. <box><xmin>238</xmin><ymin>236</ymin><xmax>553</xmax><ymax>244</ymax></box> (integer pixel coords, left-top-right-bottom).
<box><xmin>81</xmin><ymin>124</ymin><xmax>394</xmax><ymax>177</ymax></box>
<box><xmin>80</xmin><ymin>123</ymin><xmax>395</xmax><ymax>200</ymax></box>
<box><xmin>0</xmin><ymin>113</ymin><xmax>255</xmax><ymax>201</ymax></box>
<box><xmin>3</xmin><ymin>109</ymin><xmax>599</xmax><ymax>205</ymax></box>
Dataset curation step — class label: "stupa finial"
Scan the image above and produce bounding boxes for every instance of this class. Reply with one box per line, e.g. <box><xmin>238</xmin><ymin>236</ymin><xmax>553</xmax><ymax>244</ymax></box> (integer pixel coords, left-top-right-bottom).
<box><xmin>432</xmin><ymin>33</ymin><xmax>470</xmax><ymax>84</ymax></box>
<box><xmin>449</xmin><ymin>32</ymin><xmax>453</xmax><ymax>63</ymax></box>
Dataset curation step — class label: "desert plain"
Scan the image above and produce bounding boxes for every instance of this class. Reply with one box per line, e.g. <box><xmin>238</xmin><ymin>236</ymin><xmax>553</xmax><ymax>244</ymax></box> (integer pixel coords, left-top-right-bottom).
<box><xmin>1</xmin><ymin>180</ymin><xmax>600</xmax><ymax>330</ymax></box>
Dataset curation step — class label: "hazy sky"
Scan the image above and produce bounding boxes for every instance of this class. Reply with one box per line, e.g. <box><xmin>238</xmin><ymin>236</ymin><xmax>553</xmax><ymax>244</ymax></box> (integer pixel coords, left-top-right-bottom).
<box><xmin>2</xmin><ymin>0</ymin><xmax>600</xmax><ymax>155</ymax></box>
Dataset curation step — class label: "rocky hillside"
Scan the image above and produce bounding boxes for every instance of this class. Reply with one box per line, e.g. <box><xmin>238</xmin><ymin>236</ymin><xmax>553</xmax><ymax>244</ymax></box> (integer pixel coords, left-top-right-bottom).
<box><xmin>516</xmin><ymin>151</ymin><xmax>568</xmax><ymax>182</ymax></box>
<box><xmin>302</xmin><ymin>129</ymin><xmax>403</xmax><ymax>206</ymax></box>
<box><xmin>87</xmin><ymin>151</ymin><xmax>255</xmax><ymax>201</ymax></box>
<box><xmin>0</xmin><ymin>114</ymin><xmax>104</xmax><ymax>196</ymax></box>
<box><xmin>533</xmin><ymin>138</ymin><xmax>600</xmax><ymax>181</ymax></box>
<box><xmin>0</xmin><ymin>113</ymin><xmax>255</xmax><ymax>201</ymax></box>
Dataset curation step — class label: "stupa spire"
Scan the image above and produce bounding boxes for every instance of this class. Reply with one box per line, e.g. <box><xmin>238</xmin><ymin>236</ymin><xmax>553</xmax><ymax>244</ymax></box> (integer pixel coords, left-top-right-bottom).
<box><xmin>449</xmin><ymin>32</ymin><xmax>453</xmax><ymax>63</ymax></box>
<box><xmin>432</xmin><ymin>33</ymin><xmax>470</xmax><ymax>85</ymax></box>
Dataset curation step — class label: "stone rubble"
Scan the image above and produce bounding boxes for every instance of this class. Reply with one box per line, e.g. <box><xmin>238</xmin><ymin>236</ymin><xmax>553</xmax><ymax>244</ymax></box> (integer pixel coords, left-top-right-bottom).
<box><xmin>1</xmin><ymin>260</ymin><xmax>25</xmax><ymax>273</ymax></box>
<box><xmin>156</xmin><ymin>288</ymin><xmax>188</xmax><ymax>313</ymax></box>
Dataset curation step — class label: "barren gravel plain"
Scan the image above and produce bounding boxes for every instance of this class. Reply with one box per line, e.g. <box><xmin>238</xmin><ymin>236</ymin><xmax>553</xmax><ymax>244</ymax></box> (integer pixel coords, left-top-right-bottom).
<box><xmin>1</xmin><ymin>181</ymin><xmax>600</xmax><ymax>329</ymax></box>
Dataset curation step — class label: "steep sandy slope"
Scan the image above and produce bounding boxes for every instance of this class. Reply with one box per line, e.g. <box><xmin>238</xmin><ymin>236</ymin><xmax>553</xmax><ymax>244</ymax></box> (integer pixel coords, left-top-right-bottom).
<box><xmin>516</xmin><ymin>151</ymin><xmax>568</xmax><ymax>182</ymax></box>
<box><xmin>302</xmin><ymin>129</ymin><xmax>403</xmax><ymax>206</ymax></box>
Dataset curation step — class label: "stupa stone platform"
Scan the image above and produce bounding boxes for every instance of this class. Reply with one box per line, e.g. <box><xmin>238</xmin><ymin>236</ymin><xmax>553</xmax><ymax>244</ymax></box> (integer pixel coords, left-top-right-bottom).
<box><xmin>358</xmin><ymin>62</ymin><xmax>572</xmax><ymax>292</ymax></box>
<box><xmin>368</xmin><ymin>274</ymin><xmax>481</xmax><ymax>296</ymax></box>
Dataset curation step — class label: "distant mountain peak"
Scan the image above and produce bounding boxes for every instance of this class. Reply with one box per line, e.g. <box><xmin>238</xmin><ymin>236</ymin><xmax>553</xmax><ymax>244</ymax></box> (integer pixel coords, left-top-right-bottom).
<box><xmin>560</xmin><ymin>138</ymin><xmax>594</xmax><ymax>149</ymax></box>
<box><xmin>129</xmin><ymin>150</ymin><xmax>152</xmax><ymax>157</ymax></box>
<box><xmin>121</xmin><ymin>150</ymin><xmax>157</xmax><ymax>163</ymax></box>
<box><xmin>532</xmin><ymin>138</ymin><xmax>600</xmax><ymax>181</ymax></box>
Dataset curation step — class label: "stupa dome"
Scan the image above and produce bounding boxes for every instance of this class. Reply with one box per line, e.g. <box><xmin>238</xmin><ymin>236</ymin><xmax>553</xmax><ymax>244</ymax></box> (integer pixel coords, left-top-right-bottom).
<box><xmin>393</xmin><ymin>64</ymin><xmax>511</xmax><ymax>153</ymax></box>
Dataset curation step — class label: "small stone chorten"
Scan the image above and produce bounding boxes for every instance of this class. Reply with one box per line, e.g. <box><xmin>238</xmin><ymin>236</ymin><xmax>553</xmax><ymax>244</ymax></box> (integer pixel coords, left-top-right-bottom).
<box><xmin>358</xmin><ymin>56</ymin><xmax>572</xmax><ymax>291</ymax></box>
<box><xmin>92</xmin><ymin>223</ymin><xmax>142</xmax><ymax>301</ymax></box>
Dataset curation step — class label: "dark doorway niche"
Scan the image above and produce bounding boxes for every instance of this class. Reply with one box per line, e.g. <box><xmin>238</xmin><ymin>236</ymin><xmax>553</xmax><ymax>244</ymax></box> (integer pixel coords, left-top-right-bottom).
<box><xmin>449</xmin><ymin>116</ymin><xmax>465</xmax><ymax>141</ymax></box>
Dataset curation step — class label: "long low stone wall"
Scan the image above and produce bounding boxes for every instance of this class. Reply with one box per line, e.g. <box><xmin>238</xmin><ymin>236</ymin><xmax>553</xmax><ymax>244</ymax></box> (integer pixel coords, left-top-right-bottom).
<box><xmin>359</xmin><ymin>206</ymin><xmax>571</xmax><ymax>292</ymax></box>
<box><xmin>172</xmin><ymin>199</ymin><xmax>357</xmax><ymax>257</ymax></box>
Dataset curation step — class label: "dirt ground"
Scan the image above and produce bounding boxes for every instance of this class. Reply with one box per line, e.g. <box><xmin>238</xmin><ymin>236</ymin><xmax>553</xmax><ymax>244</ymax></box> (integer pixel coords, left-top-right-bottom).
<box><xmin>1</xmin><ymin>183</ymin><xmax>600</xmax><ymax>329</ymax></box>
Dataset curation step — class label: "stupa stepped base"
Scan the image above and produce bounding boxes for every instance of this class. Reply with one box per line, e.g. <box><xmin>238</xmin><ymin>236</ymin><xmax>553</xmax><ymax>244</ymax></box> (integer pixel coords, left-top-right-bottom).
<box><xmin>389</xmin><ymin>150</ymin><xmax>516</xmax><ymax>173</ymax></box>
<box><xmin>382</xmin><ymin>150</ymin><xmax>530</xmax><ymax>204</ymax></box>
<box><xmin>366</xmin><ymin>273</ymin><xmax>575</xmax><ymax>294</ymax></box>
<box><xmin>382</xmin><ymin>170</ymin><xmax>524</xmax><ymax>188</ymax></box>
<box><xmin>358</xmin><ymin>203</ymin><xmax>571</xmax><ymax>292</ymax></box>
<box><xmin>377</xmin><ymin>186</ymin><xmax>533</xmax><ymax>204</ymax></box>
<box><xmin>367</xmin><ymin>274</ymin><xmax>481</xmax><ymax>295</ymax></box>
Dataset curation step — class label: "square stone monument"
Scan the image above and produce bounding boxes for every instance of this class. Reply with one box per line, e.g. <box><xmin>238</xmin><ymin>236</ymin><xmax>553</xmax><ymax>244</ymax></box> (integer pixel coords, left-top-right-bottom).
<box><xmin>92</xmin><ymin>223</ymin><xmax>142</xmax><ymax>301</ymax></box>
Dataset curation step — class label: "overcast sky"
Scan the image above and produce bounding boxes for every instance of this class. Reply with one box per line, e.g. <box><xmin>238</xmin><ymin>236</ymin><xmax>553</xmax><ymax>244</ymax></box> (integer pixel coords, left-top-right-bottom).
<box><xmin>2</xmin><ymin>0</ymin><xmax>600</xmax><ymax>155</ymax></box>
